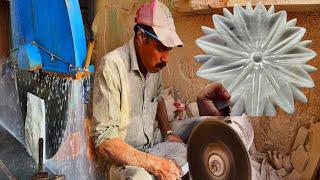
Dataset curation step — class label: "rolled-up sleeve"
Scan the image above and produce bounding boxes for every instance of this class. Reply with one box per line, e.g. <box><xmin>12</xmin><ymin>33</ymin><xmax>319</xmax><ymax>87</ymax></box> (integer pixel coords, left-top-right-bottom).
<box><xmin>92</xmin><ymin>59</ymin><xmax>121</xmax><ymax>147</ymax></box>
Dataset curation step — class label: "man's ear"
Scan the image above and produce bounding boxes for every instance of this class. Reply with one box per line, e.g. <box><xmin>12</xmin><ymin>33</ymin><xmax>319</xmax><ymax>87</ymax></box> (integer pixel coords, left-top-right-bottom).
<box><xmin>136</xmin><ymin>30</ymin><xmax>146</xmax><ymax>44</ymax></box>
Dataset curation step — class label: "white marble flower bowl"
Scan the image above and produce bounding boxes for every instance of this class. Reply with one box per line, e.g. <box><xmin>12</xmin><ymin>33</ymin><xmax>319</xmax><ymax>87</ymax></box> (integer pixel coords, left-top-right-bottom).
<box><xmin>195</xmin><ymin>3</ymin><xmax>317</xmax><ymax>116</ymax></box>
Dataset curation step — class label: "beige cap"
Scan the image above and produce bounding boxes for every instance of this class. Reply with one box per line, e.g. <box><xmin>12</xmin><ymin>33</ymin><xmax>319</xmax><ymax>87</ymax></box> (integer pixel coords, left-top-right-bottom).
<box><xmin>135</xmin><ymin>0</ymin><xmax>183</xmax><ymax>47</ymax></box>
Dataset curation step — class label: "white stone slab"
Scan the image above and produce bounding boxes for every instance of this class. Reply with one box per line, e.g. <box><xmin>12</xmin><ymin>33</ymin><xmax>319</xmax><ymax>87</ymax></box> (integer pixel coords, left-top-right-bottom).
<box><xmin>194</xmin><ymin>3</ymin><xmax>317</xmax><ymax>116</ymax></box>
<box><xmin>25</xmin><ymin>92</ymin><xmax>46</xmax><ymax>166</ymax></box>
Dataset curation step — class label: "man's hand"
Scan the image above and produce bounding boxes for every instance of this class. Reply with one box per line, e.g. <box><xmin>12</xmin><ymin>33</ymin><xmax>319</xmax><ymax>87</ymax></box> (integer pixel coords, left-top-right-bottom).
<box><xmin>98</xmin><ymin>138</ymin><xmax>181</xmax><ymax>180</ymax></box>
<box><xmin>152</xmin><ymin>157</ymin><xmax>181</xmax><ymax>180</ymax></box>
<box><xmin>165</xmin><ymin>134</ymin><xmax>183</xmax><ymax>143</ymax></box>
<box><xmin>197</xmin><ymin>83</ymin><xmax>231</xmax><ymax>116</ymax></box>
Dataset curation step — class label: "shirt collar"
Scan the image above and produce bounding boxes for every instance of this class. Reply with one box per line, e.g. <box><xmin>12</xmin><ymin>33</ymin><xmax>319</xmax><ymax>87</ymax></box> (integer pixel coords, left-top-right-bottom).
<box><xmin>129</xmin><ymin>38</ymin><xmax>140</xmax><ymax>71</ymax></box>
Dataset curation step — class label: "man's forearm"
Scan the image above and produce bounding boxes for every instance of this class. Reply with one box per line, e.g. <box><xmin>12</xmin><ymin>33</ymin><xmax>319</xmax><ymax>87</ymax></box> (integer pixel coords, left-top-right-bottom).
<box><xmin>97</xmin><ymin>138</ymin><xmax>163</xmax><ymax>172</ymax></box>
<box><xmin>156</xmin><ymin>98</ymin><xmax>171</xmax><ymax>137</ymax></box>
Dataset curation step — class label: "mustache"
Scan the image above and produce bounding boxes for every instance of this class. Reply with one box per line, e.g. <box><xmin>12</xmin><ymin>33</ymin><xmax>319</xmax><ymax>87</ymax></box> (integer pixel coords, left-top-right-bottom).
<box><xmin>155</xmin><ymin>61</ymin><xmax>166</xmax><ymax>69</ymax></box>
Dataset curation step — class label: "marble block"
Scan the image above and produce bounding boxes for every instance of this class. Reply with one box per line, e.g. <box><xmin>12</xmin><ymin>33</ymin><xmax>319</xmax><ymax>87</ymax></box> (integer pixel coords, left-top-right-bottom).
<box><xmin>195</xmin><ymin>3</ymin><xmax>317</xmax><ymax>116</ymax></box>
<box><xmin>25</xmin><ymin>92</ymin><xmax>46</xmax><ymax>166</ymax></box>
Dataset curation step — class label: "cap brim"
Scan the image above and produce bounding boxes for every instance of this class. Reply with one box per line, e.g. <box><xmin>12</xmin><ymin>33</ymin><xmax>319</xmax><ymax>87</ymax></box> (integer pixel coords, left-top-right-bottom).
<box><xmin>153</xmin><ymin>26</ymin><xmax>183</xmax><ymax>48</ymax></box>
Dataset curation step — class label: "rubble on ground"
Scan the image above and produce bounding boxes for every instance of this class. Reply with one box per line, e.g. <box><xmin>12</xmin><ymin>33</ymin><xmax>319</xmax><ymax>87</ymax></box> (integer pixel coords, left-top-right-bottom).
<box><xmin>292</xmin><ymin>126</ymin><xmax>309</xmax><ymax>151</ymax></box>
<box><xmin>283</xmin><ymin>169</ymin><xmax>301</xmax><ymax>180</ymax></box>
<box><xmin>251</xmin><ymin>122</ymin><xmax>319</xmax><ymax>180</ymax></box>
<box><xmin>283</xmin><ymin>154</ymin><xmax>293</xmax><ymax>172</ymax></box>
<box><xmin>291</xmin><ymin>145</ymin><xmax>309</xmax><ymax>172</ymax></box>
<box><xmin>163</xmin><ymin>88</ymin><xmax>198</xmax><ymax>122</ymax></box>
<box><xmin>277</xmin><ymin>168</ymin><xmax>288</xmax><ymax>178</ymax></box>
<box><xmin>163</xmin><ymin>87</ymin><xmax>319</xmax><ymax>180</ymax></box>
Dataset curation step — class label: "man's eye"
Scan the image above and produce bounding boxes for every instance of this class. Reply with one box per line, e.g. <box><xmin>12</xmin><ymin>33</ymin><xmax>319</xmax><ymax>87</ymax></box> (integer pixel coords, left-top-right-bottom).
<box><xmin>157</xmin><ymin>46</ymin><xmax>165</xmax><ymax>52</ymax></box>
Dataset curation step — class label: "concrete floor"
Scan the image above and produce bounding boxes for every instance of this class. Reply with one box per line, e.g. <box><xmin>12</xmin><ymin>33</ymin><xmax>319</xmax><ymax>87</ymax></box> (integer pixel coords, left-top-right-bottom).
<box><xmin>0</xmin><ymin>125</ymin><xmax>37</xmax><ymax>179</ymax></box>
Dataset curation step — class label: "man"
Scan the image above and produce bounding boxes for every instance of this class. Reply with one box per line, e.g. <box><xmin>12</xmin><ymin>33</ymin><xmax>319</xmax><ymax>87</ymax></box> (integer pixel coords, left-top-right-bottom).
<box><xmin>92</xmin><ymin>0</ymin><xmax>230</xmax><ymax>179</ymax></box>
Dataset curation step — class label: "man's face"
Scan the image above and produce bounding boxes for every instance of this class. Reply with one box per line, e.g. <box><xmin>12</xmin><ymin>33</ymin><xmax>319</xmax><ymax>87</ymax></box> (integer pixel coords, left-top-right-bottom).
<box><xmin>138</xmin><ymin>35</ymin><xmax>172</xmax><ymax>73</ymax></box>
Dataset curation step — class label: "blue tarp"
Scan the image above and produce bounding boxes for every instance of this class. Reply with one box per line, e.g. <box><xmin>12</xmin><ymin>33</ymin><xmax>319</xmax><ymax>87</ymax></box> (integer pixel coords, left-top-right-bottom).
<box><xmin>10</xmin><ymin>0</ymin><xmax>87</xmax><ymax>76</ymax></box>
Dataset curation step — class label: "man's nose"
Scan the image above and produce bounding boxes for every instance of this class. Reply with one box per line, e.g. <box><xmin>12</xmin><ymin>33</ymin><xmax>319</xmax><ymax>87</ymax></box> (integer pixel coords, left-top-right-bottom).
<box><xmin>161</xmin><ymin>58</ymin><xmax>168</xmax><ymax>64</ymax></box>
<box><xmin>161</xmin><ymin>53</ymin><xmax>169</xmax><ymax>63</ymax></box>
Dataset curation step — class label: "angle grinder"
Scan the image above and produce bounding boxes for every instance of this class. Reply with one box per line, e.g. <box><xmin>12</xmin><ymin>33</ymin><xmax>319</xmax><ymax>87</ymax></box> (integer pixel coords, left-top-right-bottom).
<box><xmin>187</xmin><ymin>116</ymin><xmax>253</xmax><ymax>180</ymax></box>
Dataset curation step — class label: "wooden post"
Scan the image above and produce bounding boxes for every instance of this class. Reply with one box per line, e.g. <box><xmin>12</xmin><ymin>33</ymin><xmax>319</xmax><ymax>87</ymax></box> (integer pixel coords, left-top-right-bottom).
<box><xmin>0</xmin><ymin>1</ymin><xmax>10</xmax><ymax>60</ymax></box>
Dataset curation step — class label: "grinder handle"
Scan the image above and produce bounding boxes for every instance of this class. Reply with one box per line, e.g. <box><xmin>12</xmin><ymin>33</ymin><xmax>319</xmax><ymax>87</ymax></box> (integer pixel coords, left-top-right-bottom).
<box><xmin>38</xmin><ymin>138</ymin><xmax>44</xmax><ymax>172</ymax></box>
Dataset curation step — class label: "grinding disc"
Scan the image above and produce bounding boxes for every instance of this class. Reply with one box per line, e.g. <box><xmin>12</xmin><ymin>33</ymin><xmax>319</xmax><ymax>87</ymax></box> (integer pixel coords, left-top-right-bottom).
<box><xmin>187</xmin><ymin>118</ymin><xmax>251</xmax><ymax>180</ymax></box>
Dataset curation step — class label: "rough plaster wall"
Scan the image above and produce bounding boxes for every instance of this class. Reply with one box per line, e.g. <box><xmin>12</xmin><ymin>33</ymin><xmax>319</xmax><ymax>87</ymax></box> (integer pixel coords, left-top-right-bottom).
<box><xmin>162</xmin><ymin>13</ymin><xmax>210</xmax><ymax>101</ymax></box>
<box><xmin>94</xmin><ymin>0</ymin><xmax>137</xmax><ymax>67</ymax></box>
<box><xmin>168</xmin><ymin>11</ymin><xmax>320</xmax><ymax>154</ymax></box>
<box><xmin>0</xmin><ymin>1</ymin><xmax>9</xmax><ymax>61</ymax></box>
